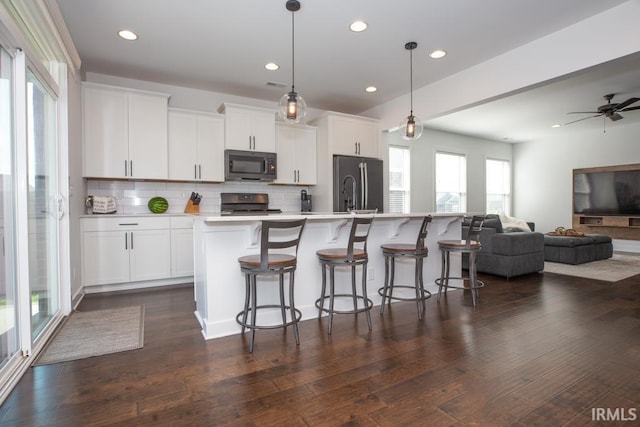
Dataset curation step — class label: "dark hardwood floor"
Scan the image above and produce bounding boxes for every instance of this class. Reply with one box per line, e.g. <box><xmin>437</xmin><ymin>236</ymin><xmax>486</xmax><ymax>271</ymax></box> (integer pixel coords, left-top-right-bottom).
<box><xmin>1</xmin><ymin>269</ymin><xmax>639</xmax><ymax>426</ymax></box>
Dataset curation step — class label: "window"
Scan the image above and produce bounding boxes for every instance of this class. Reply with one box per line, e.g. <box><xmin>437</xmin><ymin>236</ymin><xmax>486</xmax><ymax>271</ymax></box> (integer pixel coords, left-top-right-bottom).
<box><xmin>486</xmin><ymin>158</ymin><xmax>511</xmax><ymax>215</ymax></box>
<box><xmin>435</xmin><ymin>152</ymin><xmax>466</xmax><ymax>213</ymax></box>
<box><xmin>388</xmin><ymin>145</ymin><xmax>410</xmax><ymax>213</ymax></box>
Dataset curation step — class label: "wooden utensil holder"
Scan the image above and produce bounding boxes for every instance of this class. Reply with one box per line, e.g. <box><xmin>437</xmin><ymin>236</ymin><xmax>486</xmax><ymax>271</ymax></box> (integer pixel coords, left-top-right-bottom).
<box><xmin>184</xmin><ymin>199</ymin><xmax>200</xmax><ymax>214</ymax></box>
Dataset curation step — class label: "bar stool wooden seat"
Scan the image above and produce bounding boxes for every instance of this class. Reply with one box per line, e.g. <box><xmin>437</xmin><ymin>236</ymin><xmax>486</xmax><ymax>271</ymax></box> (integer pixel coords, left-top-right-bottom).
<box><xmin>315</xmin><ymin>216</ymin><xmax>374</xmax><ymax>335</ymax></box>
<box><xmin>378</xmin><ymin>215</ymin><xmax>432</xmax><ymax>319</ymax></box>
<box><xmin>236</xmin><ymin>219</ymin><xmax>306</xmax><ymax>352</ymax></box>
<box><xmin>435</xmin><ymin>215</ymin><xmax>485</xmax><ymax>307</ymax></box>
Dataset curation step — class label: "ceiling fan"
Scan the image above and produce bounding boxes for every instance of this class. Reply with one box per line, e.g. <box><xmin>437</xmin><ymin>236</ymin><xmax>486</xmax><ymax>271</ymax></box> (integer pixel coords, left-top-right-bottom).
<box><xmin>565</xmin><ymin>93</ymin><xmax>640</xmax><ymax>125</ymax></box>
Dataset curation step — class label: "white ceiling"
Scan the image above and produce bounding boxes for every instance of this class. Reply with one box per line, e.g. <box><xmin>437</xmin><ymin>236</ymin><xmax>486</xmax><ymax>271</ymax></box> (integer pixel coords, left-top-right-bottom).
<box><xmin>55</xmin><ymin>0</ymin><xmax>640</xmax><ymax>142</ymax></box>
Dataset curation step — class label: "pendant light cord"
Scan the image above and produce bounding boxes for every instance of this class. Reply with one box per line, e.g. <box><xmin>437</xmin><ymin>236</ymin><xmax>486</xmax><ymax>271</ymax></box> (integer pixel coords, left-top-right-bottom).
<box><xmin>409</xmin><ymin>47</ymin><xmax>413</xmax><ymax>116</ymax></box>
<box><xmin>291</xmin><ymin>10</ymin><xmax>295</xmax><ymax>92</ymax></box>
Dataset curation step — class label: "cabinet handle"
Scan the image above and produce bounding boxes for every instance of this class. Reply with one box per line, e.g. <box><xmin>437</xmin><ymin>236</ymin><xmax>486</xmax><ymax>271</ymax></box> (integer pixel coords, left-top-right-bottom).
<box><xmin>297</xmin><ymin>170</ymin><xmax>300</xmax><ymax>182</ymax></box>
<box><xmin>194</xmin><ymin>164</ymin><xmax>197</xmax><ymax>179</ymax></box>
<box><xmin>249</xmin><ymin>136</ymin><xmax>252</xmax><ymax>150</ymax></box>
<box><xmin>253</xmin><ymin>136</ymin><xmax>256</xmax><ymax>150</ymax></box>
<box><xmin>119</xmin><ymin>223</ymin><xmax>138</xmax><ymax>226</ymax></box>
<box><xmin>130</xmin><ymin>160</ymin><xmax>133</xmax><ymax>176</ymax></box>
<box><xmin>130</xmin><ymin>231</ymin><xmax>134</xmax><ymax>250</ymax></box>
<box><xmin>293</xmin><ymin>170</ymin><xmax>296</xmax><ymax>182</ymax></box>
<box><xmin>125</xmin><ymin>232</ymin><xmax>128</xmax><ymax>250</ymax></box>
<box><xmin>124</xmin><ymin>160</ymin><xmax>128</xmax><ymax>176</ymax></box>
<box><xmin>199</xmin><ymin>164</ymin><xmax>202</xmax><ymax>179</ymax></box>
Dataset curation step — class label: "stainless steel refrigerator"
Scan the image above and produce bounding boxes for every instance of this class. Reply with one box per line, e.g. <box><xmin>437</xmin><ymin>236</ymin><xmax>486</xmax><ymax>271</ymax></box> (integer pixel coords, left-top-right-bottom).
<box><xmin>333</xmin><ymin>155</ymin><xmax>384</xmax><ymax>212</ymax></box>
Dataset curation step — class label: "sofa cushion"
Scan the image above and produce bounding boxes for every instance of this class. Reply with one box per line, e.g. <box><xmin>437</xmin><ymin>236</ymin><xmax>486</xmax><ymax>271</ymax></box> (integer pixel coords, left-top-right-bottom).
<box><xmin>543</xmin><ymin>235</ymin><xmax>594</xmax><ymax>247</ymax></box>
<box><xmin>492</xmin><ymin>232</ymin><xmax>544</xmax><ymax>256</ymax></box>
<box><xmin>587</xmin><ymin>234</ymin><xmax>612</xmax><ymax>244</ymax></box>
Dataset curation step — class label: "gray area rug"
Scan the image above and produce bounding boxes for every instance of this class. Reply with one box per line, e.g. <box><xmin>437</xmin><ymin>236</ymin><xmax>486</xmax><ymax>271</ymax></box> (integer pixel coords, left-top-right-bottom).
<box><xmin>544</xmin><ymin>253</ymin><xmax>640</xmax><ymax>282</ymax></box>
<box><xmin>33</xmin><ymin>305</ymin><xmax>145</xmax><ymax>366</ymax></box>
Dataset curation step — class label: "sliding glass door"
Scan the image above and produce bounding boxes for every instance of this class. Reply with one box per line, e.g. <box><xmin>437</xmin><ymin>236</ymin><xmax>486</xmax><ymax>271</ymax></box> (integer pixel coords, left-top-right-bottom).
<box><xmin>26</xmin><ymin>70</ymin><xmax>60</xmax><ymax>339</ymax></box>
<box><xmin>0</xmin><ymin>45</ymin><xmax>18</xmax><ymax>370</ymax></box>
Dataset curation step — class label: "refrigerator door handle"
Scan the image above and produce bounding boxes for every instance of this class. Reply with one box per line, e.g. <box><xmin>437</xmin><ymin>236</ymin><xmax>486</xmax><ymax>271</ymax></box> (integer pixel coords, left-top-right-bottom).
<box><xmin>364</xmin><ymin>162</ymin><xmax>369</xmax><ymax>209</ymax></box>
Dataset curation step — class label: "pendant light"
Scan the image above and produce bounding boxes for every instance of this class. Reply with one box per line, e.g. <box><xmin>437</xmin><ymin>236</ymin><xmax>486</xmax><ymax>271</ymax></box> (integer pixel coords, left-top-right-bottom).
<box><xmin>400</xmin><ymin>41</ymin><xmax>423</xmax><ymax>140</ymax></box>
<box><xmin>278</xmin><ymin>0</ymin><xmax>307</xmax><ymax>123</ymax></box>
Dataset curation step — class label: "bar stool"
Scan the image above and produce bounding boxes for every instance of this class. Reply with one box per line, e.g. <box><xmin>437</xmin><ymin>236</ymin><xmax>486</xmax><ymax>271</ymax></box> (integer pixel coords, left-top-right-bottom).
<box><xmin>315</xmin><ymin>216</ymin><xmax>374</xmax><ymax>335</ymax></box>
<box><xmin>378</xmin><ymin>215</ymin><xmax>432</xmax><ymax>319</ymax></box>
<box><xmin>435</xmin><ymin>215</ymin><xmax>485</xmax><ymax>307</ymax></box>
<box><xmin>236</xmin><ymin>219</ymin><xmax>307</xmax><ymax>352</ymax></box>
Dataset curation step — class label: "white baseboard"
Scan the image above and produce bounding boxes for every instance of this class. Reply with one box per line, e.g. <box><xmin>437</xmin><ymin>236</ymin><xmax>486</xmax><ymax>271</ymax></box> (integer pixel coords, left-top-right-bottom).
<box><xmin>83</xmin><ymin>276</ymin><xmax>194</xmax><ymax>294</ymax></box>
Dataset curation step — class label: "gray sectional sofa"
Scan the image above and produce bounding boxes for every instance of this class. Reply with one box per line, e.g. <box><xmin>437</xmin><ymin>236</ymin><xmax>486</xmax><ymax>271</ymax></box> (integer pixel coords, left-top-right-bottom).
<box><xmin>463</xmin><ymin>215</ymin><xmax>545</xmax><ymax>279</ymax></box>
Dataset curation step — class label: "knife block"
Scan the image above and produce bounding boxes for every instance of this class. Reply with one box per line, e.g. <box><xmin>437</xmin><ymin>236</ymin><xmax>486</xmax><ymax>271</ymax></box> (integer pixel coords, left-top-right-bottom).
<box><xmin>184</xmin><ymin>199</ymin><xmax>200</xmax><ymax>214</ymax></box>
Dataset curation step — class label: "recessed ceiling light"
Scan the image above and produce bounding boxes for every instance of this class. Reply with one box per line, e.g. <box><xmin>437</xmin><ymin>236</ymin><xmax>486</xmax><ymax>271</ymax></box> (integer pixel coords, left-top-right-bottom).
<box><xmin>349</xmin><ymin>20</ymin><xmax>368</xmax><ymax>32</ymax></box>
<box><xmin>265</xmin><ymin>62</ymin><xmax>279</xmax><ymax>71</ymax></box>
<box><xmin>365</xmin><ymin>86</ymin><xmax>377</xmax><ymax>93</ymax></box>
<box><xmin>118</xmin><ymin>29</ymin><xmax>138</xmax><ymax>41</ymax></box>
<box><xmin>429</xmin><ymin>49</ymin><xmax>447</xmax><ymax>59</ymax></box>
<box><xmin>551</xmin><ymin>124</ymin><xmax>562</xmax><ymax>128</ymax></box>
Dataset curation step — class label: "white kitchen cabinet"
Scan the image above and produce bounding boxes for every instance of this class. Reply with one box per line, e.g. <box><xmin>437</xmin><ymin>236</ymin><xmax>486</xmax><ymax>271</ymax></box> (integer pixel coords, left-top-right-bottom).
<box><xmin>330</xmin><ymin>114</ymin><xmax>379</xmax><ymax>157</ymax></box>
<box><xmin>218</xmin><ymin>103</ymin><xmax>276</xmax><ymax>152</ymax></box>
<box><xmin>170</xmin><ymin>216</ymin><xmax>194</xmax><ymax>278</ymax></box>
<box><xmin>83</xmin><ymin>83</ymin><xmax>170</xmax><ymax>179</ymax></box>
<box><xmin>168</xmin><ymin>108</ymin><xmax>225</xmax><ymax>182</ymax></box>
<box><xmin>81</xmin><ymin>216</ymin><xmax>171</xmax><ymax>287</ymax></box>
<box><xmin>274</xmin><ymin>123</ymin><xmax>317</xmax><ymax>185</ymax></box>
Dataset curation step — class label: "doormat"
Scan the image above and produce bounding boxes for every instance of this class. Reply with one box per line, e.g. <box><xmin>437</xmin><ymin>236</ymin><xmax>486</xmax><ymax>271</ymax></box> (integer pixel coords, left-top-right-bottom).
<box><xmin>33</xmin><ymin>305</ymin><xmax>144</xmax><ymax>366</ymax></box>
<box><xmin>544</xmin><ymin>253</ymin><xmax>640</xmax><ymax>282</ymax></box>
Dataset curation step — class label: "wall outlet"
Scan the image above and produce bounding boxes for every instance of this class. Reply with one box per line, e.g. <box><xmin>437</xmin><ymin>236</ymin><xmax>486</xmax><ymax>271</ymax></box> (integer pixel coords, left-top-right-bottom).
<box><xmin>368</xmin><ymin>268</ymin><xmax>375</xmax><ymax>281</ymax></box>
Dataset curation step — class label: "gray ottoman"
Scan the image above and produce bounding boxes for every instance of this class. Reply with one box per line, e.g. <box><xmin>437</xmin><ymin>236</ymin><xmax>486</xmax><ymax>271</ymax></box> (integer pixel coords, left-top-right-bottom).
<box><xmin>543</xmin><ymin>234</ymin><xmax>613</xmax><ymax>265</ymax></box>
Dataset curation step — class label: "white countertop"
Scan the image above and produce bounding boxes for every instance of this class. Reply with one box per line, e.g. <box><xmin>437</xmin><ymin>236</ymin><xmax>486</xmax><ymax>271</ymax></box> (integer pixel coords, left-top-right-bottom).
<box><xmin>194</xmin><ymin>211</ymin><xmax>466</xmax><ymax>223</ymax></box>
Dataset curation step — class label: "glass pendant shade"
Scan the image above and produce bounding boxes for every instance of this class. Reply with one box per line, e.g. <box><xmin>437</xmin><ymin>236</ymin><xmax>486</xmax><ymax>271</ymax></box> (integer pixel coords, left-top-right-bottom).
<box><xmin>278</xmin><ymin>90</ymin><xmax>307</xmax><ymax>123</ymax></box>
<box><xmin>400</xmin><ymin>114</ymin><xmax>423</xmax><ymax>140</ymax></box>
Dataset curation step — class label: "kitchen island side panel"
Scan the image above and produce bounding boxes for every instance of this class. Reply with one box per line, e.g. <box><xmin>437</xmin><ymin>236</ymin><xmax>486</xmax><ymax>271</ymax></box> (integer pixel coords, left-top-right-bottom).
<box><xmin>193</xmin><ymin>213</ymin><xmax>464</xmax><ymax>340</ymax></box>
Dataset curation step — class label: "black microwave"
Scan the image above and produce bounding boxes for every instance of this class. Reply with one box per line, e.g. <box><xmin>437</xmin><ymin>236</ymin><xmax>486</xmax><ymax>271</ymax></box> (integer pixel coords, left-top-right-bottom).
<box><xmin>224</xmin><ymin>149</ymin><xmax>277</xmax><ymax>181</ymax></box>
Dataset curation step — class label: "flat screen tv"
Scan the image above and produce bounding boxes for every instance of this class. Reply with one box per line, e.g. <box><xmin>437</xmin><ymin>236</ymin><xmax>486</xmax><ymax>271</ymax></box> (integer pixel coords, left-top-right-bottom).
<box><xmin>574</xmin><ymin>166</ymin><xmax>640</xmax><ymax>215</ymax></box>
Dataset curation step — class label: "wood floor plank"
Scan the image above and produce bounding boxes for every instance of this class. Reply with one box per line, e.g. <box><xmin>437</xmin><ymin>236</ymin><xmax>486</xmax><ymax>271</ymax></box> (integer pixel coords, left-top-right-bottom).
<box><xmin>1</xmin><ymin>273</ymin><xmax>639</xmax><ymax>425</ymax></box>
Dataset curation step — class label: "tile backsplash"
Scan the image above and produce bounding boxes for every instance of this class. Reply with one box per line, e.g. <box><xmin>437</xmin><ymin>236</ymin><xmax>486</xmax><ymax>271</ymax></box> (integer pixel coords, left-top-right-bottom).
<box><xmin>86</xmin><ymin>180</ymin><xmax>310</xmax><ymax>214</ymax></box>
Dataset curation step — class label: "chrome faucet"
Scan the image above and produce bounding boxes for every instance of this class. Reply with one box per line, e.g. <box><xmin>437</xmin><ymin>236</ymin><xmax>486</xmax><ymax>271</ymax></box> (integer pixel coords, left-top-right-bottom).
<box><xmin>343</xmin><ymin>175</ymin><xmax>357</xmax><ymax>211</ymax></box>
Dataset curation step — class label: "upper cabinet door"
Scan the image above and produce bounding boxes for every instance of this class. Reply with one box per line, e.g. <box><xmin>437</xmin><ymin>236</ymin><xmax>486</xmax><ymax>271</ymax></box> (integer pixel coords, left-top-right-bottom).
<box><xmin>196</xmin><ymin>114</ymin><xmax>225</xmax><ymax>182</ymax></box>
<box><xmin>294</xmin><ymin>126</ymin><xmax>317</xmax><ymax>185</ymax></box>
<box><xmin>220</xmin><ymin>103</ymin><xmax>276</xmax><ymax>152</ymax></box>
<box><xmin>354</xmin><ymin>120</ymin><xmax>379</xmax><ymax>158</ymax></box>
<box><xmin>83</xmin><ymin>86</ymin><xmax>129</xmax><ymax>178</ymax></box>
<box><xmin>128</xmin><ymin>92</ymin><xmax>168</xmax><ymax>179</ymax></box>
<box><xmin>168</xmin><ymin>110</ymin><xmax>198</xmax><ymax>181</ymax></box>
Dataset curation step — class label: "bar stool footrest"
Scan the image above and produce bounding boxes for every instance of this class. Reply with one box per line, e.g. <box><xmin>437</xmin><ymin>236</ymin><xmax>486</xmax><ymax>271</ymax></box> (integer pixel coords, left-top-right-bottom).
<box><xmin>236</xmin><ymin>305</ymin><xmax>302</xmax><ymax>331</ymax></box>
<box><xmin>434</xmin><ymin>277</ymin><xmax>485</xmax><ymax>290</ymax></box>
<box><xmin>377</xmin><ymin>286</ymin><xmax>432</xmax><ymax>302</ymax></box>
<box><xmin>315</xmin><ymin>295</ymin><xmax>373</xmax><ymax>315</ymax></box>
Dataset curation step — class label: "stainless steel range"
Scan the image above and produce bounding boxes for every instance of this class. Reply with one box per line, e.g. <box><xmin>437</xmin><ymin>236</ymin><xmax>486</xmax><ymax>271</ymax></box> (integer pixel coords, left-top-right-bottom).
<box><xmin>220</xmin><ymin>193</ymin><xmax>283</xmax><ymax>216</ymax></box>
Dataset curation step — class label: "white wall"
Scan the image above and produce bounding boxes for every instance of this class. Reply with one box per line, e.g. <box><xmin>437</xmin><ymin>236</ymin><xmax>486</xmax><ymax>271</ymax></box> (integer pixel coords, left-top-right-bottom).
<box><xmin>513</xmin><ymin>120</ymin><xmax>640</xmax><ymax>238</ymax></box>
<box><xmin>386</xmin><ymin>128</ymin><xmax>513</xmax><ymax>213</ymax></box>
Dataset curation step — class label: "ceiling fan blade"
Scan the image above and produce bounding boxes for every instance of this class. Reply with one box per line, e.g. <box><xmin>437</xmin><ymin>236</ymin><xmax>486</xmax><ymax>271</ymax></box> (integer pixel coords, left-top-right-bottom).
<box><xmin>564</xmin><ymin>113</ymin><xmax>603</xmax><ymax>125</ymax></box>
<box><xmin>621</xmin><ymin>105</ymin><xmax>640</xmax><ymax>112</ymax></box>
<box><xmin>567</xmin><ymin>111</ymin><xmax>599</xmax><ymax>114</ymax></box>
<box><xmin>613</xmin><ymin>97</ymin><xmax>640</xmax><ymax>111</ymax></box>
<box><xmin>609</xmin><ymin>112</ymin><xmax>623</xmax><ymax>121</ymax></box>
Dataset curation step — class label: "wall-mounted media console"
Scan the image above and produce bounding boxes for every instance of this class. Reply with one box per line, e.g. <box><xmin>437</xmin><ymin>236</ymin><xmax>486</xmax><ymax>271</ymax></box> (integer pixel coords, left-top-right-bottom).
<box><xmin>573</xmin><ymin>163</ymin><xmax>640</xmax><ymax>240</ymax></box>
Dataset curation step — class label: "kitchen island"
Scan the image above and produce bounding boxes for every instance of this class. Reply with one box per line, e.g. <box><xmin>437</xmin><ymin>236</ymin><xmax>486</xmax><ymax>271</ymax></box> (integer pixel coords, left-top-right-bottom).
<box><xmin>193</xmin><ymin>212</ymin><xmax>465</xmax><ymax>340</ymax></box>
